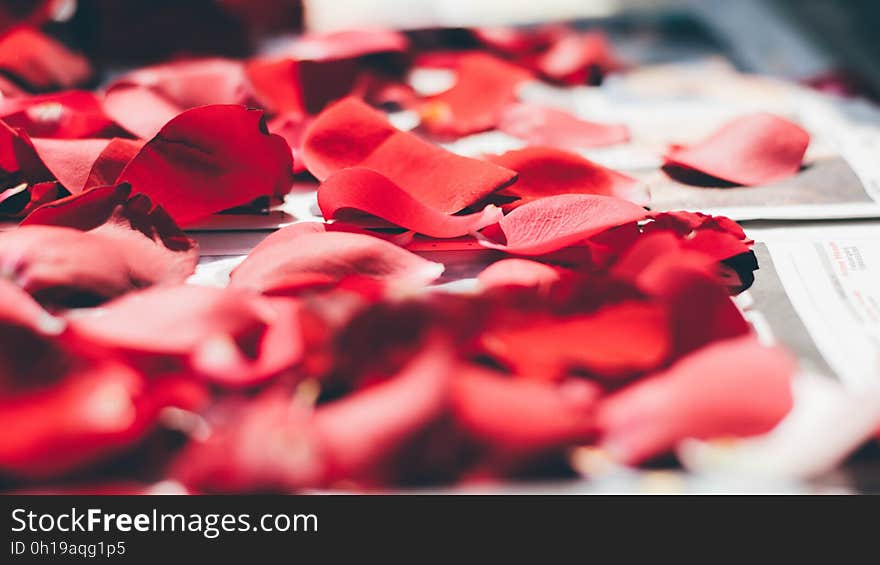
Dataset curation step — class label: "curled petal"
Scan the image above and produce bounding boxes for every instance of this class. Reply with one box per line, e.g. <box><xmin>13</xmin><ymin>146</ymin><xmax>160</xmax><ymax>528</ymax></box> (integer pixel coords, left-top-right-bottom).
<box><xmin>479</xmin><ymin>193</ymin><xmax>648</xmax><ymax>256</ymax></box>
<box><xmin>533</xmin><ymin>31</ymin><xmax>623</xmax><ymax>85</ymax></box>
<box><xmin>486</xmin><ymin>147</ymin><xmax>646</xmax><ymax>210</ymax></box>
<box><xmin>417</xmin><ymin>53</ymin><xmax>531</xmax><ymax>138</ymax></box>
<box><xmin>597</xmin><ymin>336</ymin><xmax>795</xmax><ymax>465</ymax></box>
<box><xmin>302</xmin><ymin>97</ymin><xmax>517</xmax><ymax>213</ymax></box>
<box><xmin>118</xmin><ymin>105</ymin><xmax>295</xmax><ymax>225</ymax></box>
<box><xmin>663</xmin><ymin>113</ymin><xmax>810</xmax><ymax>186</ymax></box>
<box><xmin>318</xmin><ymin>167</ymin><xmax>502</xmax><ymax>238</ymax></box>
<box><xmin>230</xmin><ymin>229</ymin><xmax>443</xmax><ymax>294</ymax></box>
<box><xmin>498</xmin><ymin>103</ymin><xmax>629</xmax><ymax>150</ymax></box>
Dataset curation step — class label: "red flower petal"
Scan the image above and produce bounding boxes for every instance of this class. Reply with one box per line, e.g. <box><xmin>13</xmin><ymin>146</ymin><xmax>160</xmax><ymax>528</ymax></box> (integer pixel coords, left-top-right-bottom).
<box><xmin>0</xmin><ymin>91</ymin><xmax>115</xmax><ymax>138</ymax></box>
<box><xmin>451</xmin><ymin>364</ymin><xmax>599</xmax><ymax>456</ymax></box>
<box><xmin>0</xmin><ymin>181</ymin><xmax>60</xmax><ymax>219</ymax></box>
<box><xmin>476</xmin><ymin>258</ymin><xmax>564</xmax><ymax>290</ymax></box>
<box><xmin>313</xmin><ymin>343</ymin><xmax>453</xmax><ymax>485</ymax></box>
<box><xmin>102</xmin><ymin>58</ymin><xmax>254</xmax><ymax>139</ymax></box>
<box><xmin>663</xmin><ymin>113</ymin><xmax>810</xmax><ymax>186</ymax></box>
<box><xmin>117</xmin><ymin>105</ymin><xmax>295</xmax><ymax>225</ymax></box>
<box><xmin>68</xmin><ymin>285</ymin><xmax>303</xmax><ymax>388</ymax></box>
<box><xmin>22</xmin><ymin>183</ymin><xmax>199</xmax><ymax>289</ymax></box>
<box><xmin>0</xmin><ymin>366</ymin><xmax>206</xmax><ymax>479</ymax></box>
<box><xmin>301</xmin><ymin>97</ymin><xmax>517</xmax><ymax>213</ymax></box>
<box><xmin>479</xmin><ymin>193</ymin><xmax>648</xmax><ymax>256</ymax></box>
<box><xmin>498</xmin><ymin>103</ymin><xmax>629</xmax><ymax>150</ymax></box>
<box><xmin>230</xmin><ymin>228</ymin><xmax>443</xmax><ymax>294</ymax></box>
<box><xmin>417</xmin><ymin>53</ymin><xmax>531</xmax><ymax>138</ymax></box>
<box><xmin>486</xmin><ymin>147</ymin><xmax>646</xmax><ymax>210</ymax></box>
<box><xmin>480</xmin><ymin>302</ymin><xmax>669</xmax><ymax>380</ymax></box>
<box><xmin>533</xmin><ymin>30</ymin><xmax>624</xmax><ymax>85</ymax></box>
<box><xmin>597</xmin><ymin>336</ymin><xmax>795</xmax><ymax>465</ymax></box>
<box><xmin>318</xmin><ymin>167</ymin><xmax>502</xmax><ymax>238</ymax></box>
<box><xmin>247</xmin><ymin>30</ymin><xmax>408</xmax><ymax>116</ymax></box>
<box><xmin>0</xmin><ymin>27</ymin><xmax>91</xmax><ymax>91</ymax></box>
<box><xmin>27</xmin><ymin>138</ymin><xmax>112</xmax><ymax>193</ymax></box>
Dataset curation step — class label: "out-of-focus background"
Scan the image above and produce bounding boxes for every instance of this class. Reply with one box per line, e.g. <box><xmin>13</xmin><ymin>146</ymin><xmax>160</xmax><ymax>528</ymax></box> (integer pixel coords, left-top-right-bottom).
<box><xmin>4</xmin><ymin>1</ymin><xmax>878</xmax><ymax>97</ymax></box>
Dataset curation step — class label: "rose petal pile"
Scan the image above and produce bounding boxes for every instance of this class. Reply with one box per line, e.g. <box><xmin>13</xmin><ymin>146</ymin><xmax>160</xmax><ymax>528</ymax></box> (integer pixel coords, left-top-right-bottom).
<box><xmin>0</xmin><ymin>13</ymin><xmax>812</xmax><ymax>492</ymax></box>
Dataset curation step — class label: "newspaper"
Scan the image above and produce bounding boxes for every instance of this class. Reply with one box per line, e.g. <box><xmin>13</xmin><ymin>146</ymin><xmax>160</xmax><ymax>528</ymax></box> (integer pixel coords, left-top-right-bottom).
<box><xmin>678</xmin><ymin>224</ymin><xmax>880</xmax><ymax>480</ymax></box>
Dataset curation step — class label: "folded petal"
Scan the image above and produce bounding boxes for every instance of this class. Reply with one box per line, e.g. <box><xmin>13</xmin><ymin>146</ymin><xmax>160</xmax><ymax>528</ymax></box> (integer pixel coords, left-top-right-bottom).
<box><xmin>302</xmin><ymin>97</ymin><xmax>517</xmax><ymax>213</ymax></box>
<box><xmin>597</xmin><ymin>335</ymin><xmax>795</xmax><ymax>465</ymax></box>
<box><xmin>479</xmin><ymin>193</ymin><xmax>648</xmax><ymax>256</ymax></box>
<box><xmin>117</xmin><ymin>105</ymin><xmax>295</xmax><ymax>225</ymax></box>
<box><xmin>498</xmin><ymin>103</ymin><xmax>629</xmax><ymax>149</ymax></box>
<box><xmin>663</xmin><ymin>113</ymin><xmax>810</xmax><ymax>186</ymax></box>
<box><xmin>486</xmin><ymin>147</ymin><xmax>646</xmax><ymax>210</ymax></box>
<box><xmin>318</xmin><ymin>167</ymin><xmax>502</xmax><ymax>238</ymax></box>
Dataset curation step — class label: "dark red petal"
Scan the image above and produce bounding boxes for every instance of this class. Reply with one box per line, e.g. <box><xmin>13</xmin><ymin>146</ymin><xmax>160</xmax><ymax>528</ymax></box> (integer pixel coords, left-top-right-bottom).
<box><xmin>663</xmin><ymin>113</ymin><xmax>810</xmax><ymax>186</ymax></box>
<box><xmin>0</xmin><ymin>366</ymin><xmax>206</xmax><ymax>479</ymax></box>
<box><xmin>597</xmin><ymin>336</ymin><xmax>795</xmax><ymax>465</ymax></box>
<box><xmin>301</xmin><ymin>97</ymin><xmax>517</xmax><ymax>214</ymax></box>
<box><xmin>476</xmin><ymin>259</ymin><xmax>565</xmax><ymax>290</ymax></box>
<box><xmin>498</xmin><ymin>103</ymin><xmax>629</xmax><ymax>150</ymax></box>
<box><xmin>230</xmin><ymin>229</ymin><xmax>443</xmax><ymax>294</ymax></box>
<box><xmin>479</xmin><ymin>193</ymin><xmax>648</xmax><ymax>256</ymax></box>
<box><xmin>318</xmin><ymin>167</ymin><xmax>502</xmax><ymax>238</ymax></box>
<box><xmin>486</xmin><ymin>146</ymin><xmax>646</xmax><ymax>210</ymax></box>
<box><xmin>0</xmin><ymin>181</ymin><xmax>60</xmax><ymax>219</ymax></box>
<box><xmin>313</xmin><ymin>343</ymin><xmax>453</xmax><ymax>484</ymax></box>
<box><xmin>117</xmin><ymin>105</ymin><xmax>295</xmax><ymax>225</ymax></box>
<box><xmin>481</xmin><ymin>302</ymin><xmax>669</xmax><ymax>379</ymax></box>
<box><xmin>68</xmin><ymin>285</ymin><xmax>303</xmax><ymax>388</ymax></box>
<box><xmin>417</xmin><ymin>53</ymin><xmax>531</xmax><ymax>138</ymax></box>
<box><xmin>637</xmin><ymin>256</ymin><xmax>751</xmax><ymax>358</ymax></box>
<box><xmin>0</xmin><ymin>91</ymin><xmax>114</xmax><ymax>138</ymax></box>
<box><xmin>451</xmin><ymin>364</ymin><xmax>599</xmax><ymax>455</ymax></box>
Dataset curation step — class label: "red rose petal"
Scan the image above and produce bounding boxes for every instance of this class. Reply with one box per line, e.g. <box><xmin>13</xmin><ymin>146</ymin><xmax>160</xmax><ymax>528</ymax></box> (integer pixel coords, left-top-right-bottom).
<box><xmin>486</xmin><ymin>147</ymin><xmax>646</xmax><ymax>210</ymax></box>
<box><xmin>0</xmin><ymin>366</ymin><xmax>205</xmax><ymax>479</ymax></box>
<box><xmin>301</xmin><ymin>97</ymin><xmax>517</xmax><ymax>213</ymax></box>
<box><xmin>476</xmin><ymin>258</ymin><xmax>565</xmax><ymax>290</ymax></box>
<box><xmin>498</xmin><ymin>103</ymin><xmax>630</xmax><ymax>150</ymax></box>
<box><xmin>452</xmin><ymin>364</ymin><xmax>599</xmax><ymax>456</ymax></box>
<box><xmin>22</xmin><ymin>183</ymin><xmax>199</xmax><ymax>289</ymax></box>
<box><xmin>68</xmin><ymin>285</ymin><xmax>302</xmax><ymax>388</ymax></box>
<box><xmin>417</xmin><ymin>53</ymin><xmax>531</xmax><ymax>138</ymax></box>
<box><xmin>663</xmin><ymin>113</ymin><xmax>810</xmax><ymax>186</ymax></box>
<box><xmin>27</xmin><ymin>138</ymin><xmax>112</xmax><ymax>193</ymax></box>
<box><xmin>0</xmin><ymin>181</ymin><xmax>60</xmax><ymax>219</ymax></box>
<box><xmin>533</xmin><ymin>30</ymin><xmax>623</xmax><ymax>85</ymax></box>
<box><xmin>102</xmin><ymin>58</ymin><xmax>254</xmax><ymax>139</ymax></box>
<box><xmin>314</xmin><ymin>343</ymin><xmax>453</xmax><ymax>484</ymax></box>
<box><xmin>117</xmin><ymin>105</ymin><xmax>295</xmax><ymax>225</ymax></box>
<box><xmin>481</xmin><ymin>302</ymin><xmax>669</xmax><ymax>379</ymax></box>
<box><xmin>479</xmin><ymin>193</ymin><xmax>648</xmax><ymax>256</ymax></box>
<box><xmin>597</xmin><ymin>335</ymin><xmax>795</xmax><ymax>465</ymax></box>
<box><xmin>230</xmin><ymin>229</ymin><xmax>443</xmax><ymax>294</ymax></box>
<box><xmin>0</xmin><ymin>91</ymin><xmax>115</xmax><ymax>138</ymax></box>
<box><xmin>318</xmin><ymin>167</ymin><xmax>502</xmax><ymax>238</ymax></box>
<box><xmin>0</xmin><ymin>27</ymin><xmax>91</xmax><ymax>91</ymax></box>
<box><xmin>101</xmin><ymin>85</ymin><xmax>183</xmax><ymax>140</ymax></box>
